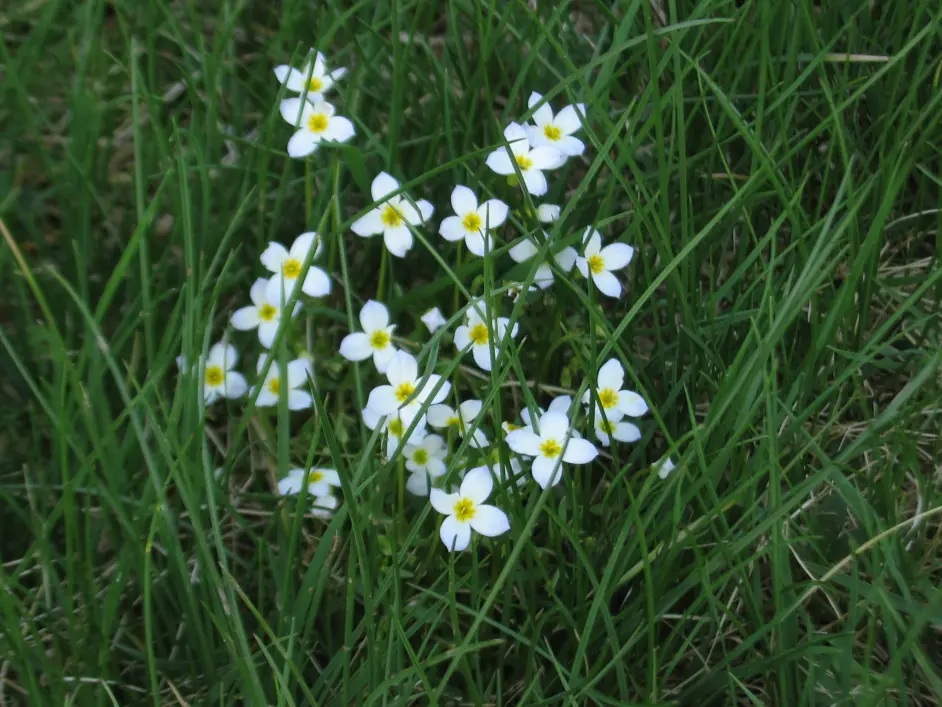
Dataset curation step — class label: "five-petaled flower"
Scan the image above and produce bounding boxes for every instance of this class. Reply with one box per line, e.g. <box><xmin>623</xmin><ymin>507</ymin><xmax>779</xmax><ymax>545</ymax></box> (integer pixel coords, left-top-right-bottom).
<box><xmin>430</xmin><ymin>466</ymin><xmax>510</xmax><ymax>551</ymax></box>
<box><xmin>485</xmin><ymin>122</ymin><xmax>566</xmax><ymax>196</ymax></box>
<box><xmin>351</xmin><ymin>172</ymin><xmax>434</xmax><ymax>258</ymax></box>
<box><xmin>279</xmin><ymin>99</ymin><xmax>355</xmax><ymax>158</ymax></box>
<box><xmin>506</xmin><ymin>411</ymin><xmax>598</xmax><ymax>488</ymax></box>
<box><xmin>261</xmin><ymin>232</ymin><xmax>331</xmax><ymax>304</ymax></box>
<box><xmin>254</xmin><ymin>355</ymin><xmax>314</xmax><ymax>410</ymax></box>
<box><xmin>339</xmin><ymin>300</ymin><xmax>398</xmax><ymax>373</ymax></box>
<box><xmin>439</xmin><ymin>185</ymin><xmax>509</xmax><ymax>256</ymax></box>
<box><xmin>231</xmin><ymin>278</ymin><xmax>302</xmax><ymax>349</ymax></box>
<box><xmin>274</xmin><ymin>50</ymin><xmax>347</xmax><ymax>102</ymax></box>
<box><xmin>575</xmin><ymin>228</ymin><xmax>635</xmax><ymax>299</ymax></box>
<box><xmin>526</xmin><ymin>91</ymin><xmax>587</xmax><ymax>157</ymax></box>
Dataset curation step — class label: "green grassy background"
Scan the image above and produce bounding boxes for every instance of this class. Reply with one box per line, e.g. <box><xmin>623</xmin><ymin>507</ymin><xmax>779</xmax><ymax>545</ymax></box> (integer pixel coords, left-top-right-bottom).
<box><xmin>2</xmin><ymin>0</ymin><xmax>942</xmax><ymax>704</ymax></box>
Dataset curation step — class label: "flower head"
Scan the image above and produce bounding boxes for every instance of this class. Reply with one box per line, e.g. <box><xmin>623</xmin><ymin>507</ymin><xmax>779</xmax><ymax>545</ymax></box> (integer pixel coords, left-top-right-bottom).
<box><xmin>506</xmin><ymin>411</ymin><xmax>598</xmax><ymax>488</ymax></box>
<box><xmin>231</xmin><ymin>278</ymin><xmax>302</xmax><ymax>349</ymax></box>
<box><xmin>364</xmin><ymin>351</ymin><xmax>451</xmax><ymax>416</ymax></box>
<box><xmin>339</xmin><ymin>300</ymin><xmax>398</xmax><ymax>373</ymax></box>
<box><xmin>485</xmin><ymin>122</ymin><xmax>565</xmax><ymax>196</ymax></box>
<box><xmin>575</xmin><ymin>228</ymin><xmax>635</xmax><ymax>299</ymax></box>
<box><xmin>439</xmin><ymin>185</ymin><xmax>509</xmax><ymax>256</ymax></box>
<box><xmin>581</xmin><ymin>359</ymin><xmax>648</xmax><ymax>419</ymax></box>
<box><xmin>404</xmin><ymin>434</ymin><xmax>447</xmax><ymax>477</ymax></box>
<box><xmin>279</xmin><ymin>99</ymin><xmax>355</xmax><ymax>158</ymax></box>
<box><xmin>350</xmin><ymin>172</ymin><xmax>434</xmax><ymax>258</ymax></box>
<box><xmin>526</xmin><ymin>92</ymin><xmax>586</xmax><ymax>157</ymax></box>
<box><xmin>362</xmin><ymin>403</ymin><xmax>428</xmax><ymax>458</ymax></box>
<box><xmin>311</xmin><ymin>493</ymin><xmax>339</xmax><ymax>519</ymax></box>
<box><xmin>177</xmin><ymin>343</ymin><xmax>248</xmax><ymax>405</ymax></box>
<box><xmin>430</xmin><ymin>467</ymin><xmax>510</xmax><ymax>551</ymax></box>
<box><xmin>427</xmin><ymin>399</ymin><xmax>489</xmax><ymax>448</ymax></box>
<box><xmin>261</xmin><ymin>232</ymin><xmax>331</xmax><ymax>304</ymax></box>
<box><xmin>508</xmin><ymin>234</ymin><xmax>577</xmax><ymax>289</ymax></box>
<box><xmin>274</xmin><ymin>50</ymin><xmax>347</xmax><ymax>102</ymax></box>
<box><xmin>420</xmin><ymin>307</ymin><xmax>448</xmax><ymax>334</ymax></box>
<box><xmin>278</xmin><ymin>467</ymin><xmax>342</xmax><ymax>497</ymax></box>
<box><xmin>654</xmin><ymin>456</ymin><xmax>677</xmax><ymax>480</ymax></box>
<box><xmin>454</xmin><ymin>309</ymin><xmax>519</xmax><ymax>372</ymax></box>
<box><xmin>254</xmin><ymin>355</ymin><xmax>313</xmax><ymax>410</ymax></box>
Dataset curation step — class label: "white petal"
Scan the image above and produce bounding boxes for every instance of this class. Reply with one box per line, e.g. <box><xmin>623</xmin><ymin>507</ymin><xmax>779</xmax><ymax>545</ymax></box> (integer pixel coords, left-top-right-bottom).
<box><xmin>521</xmin><ymin>169</ymin><xmax>548</xmax><ymax>196</ymax></box>
<box><xmin>361</xmin><ymin>406</ymin><xmax>381</xmax><ymax>430</ymax></box>
<box><xmin>464</xmin><ymin>232</ymin><xmax>487</xmax><ymax>257</ymax></box>
<box><xmin>279</xmin><ymin>97</ymin><xmax>313</xmax><ymax>126</ymax></box>
<box><xmin>530</xmin><ymin>97</ymin><xmax>554</xmax><ymax>126</ymax></box>
<box><xmin>277</xmin><ymin>472</ymin><xmax>304</xmax><ymax>495</ymax></box>
<box><xmin>459</xmin><ymin>399</ymin><xmax>482</xmax><ymax>422</ymax></box>
<box><xmin>288</xmin><ymin>390</ymin><xmax>312</xmax><ymax>410</ymax></box>
<box><xmin>371</xmin><ymin>172</ymin><xmax>400</xmax><ymax>201</ymax></box>
<box><xmin>255</xmin><ymin>389</ymin><xmax>278</xmax><ymax>407</ymax></box>
<box><xmin>555</xmin><ymin>135</ymin><xmax>585</xmax><ymax>157</ymax></box>
<box><xmin>339</xmin><ymin>332</ymin><xmax>372</xmax><ymax>361</ymax></box>
<box><xmin>424</xmin><ymin>376</ymin><xmax>451</xmax><ymax>405</ymax></box>
<box><xmin>366</xmin><ymin>385</ymin><xmax>398</xmax><ymax>415</ymax></box>
<box><xmin>385</xmin><ymin>351</ymin><xmax>417</xmax><ymax>386</ymax></box>
<box><xmin>555</xmin><ymin>246</ymin><xmax>577</xmax><ymax>272</ymax></box>
<box><xmin>290</xmin><ymin>232</ymin><xmax>321</xmax><ymax>260</ymax></box>
<box><xmin>600</xmin><ymin>243</ymin><xmax>635</xmax><ymax>270</ymax></box>
<box><xmin>547</xmin><ymin>395</ymin><xmax>572</xmax><ymax>414</ymax></box>
<box><xmin>427</xmin><ymin>404</ymin><xmax>455</xmax><ymax>428</ymax></box>
<box><xmin>439</xmin><ymin>216</ymin><xmax>465</xmax><ymax>242</ymax></box>
<box><xmin>373</xmin><ymin>344</ymin><xmax>397</xmax><ymax>373</ymax></box>
<box><xmin>301</xmin><ymin>267</ymin><xmax>331</xmax><ymax>297</ymax></box>
<box><xmin>420</xmin><ymin>308</ymin><xmax>447</xmax><ymax>333</ymax></box>
<box><xmin>424</xmin><ymin>434</ymin><xmax>445</xmax><ymax>455</ymax></box>
<box><xmin>224</xmin><ymin>372</ymin><xmax>248</xmax><ymax>399</ymax></box>
<box><xmin>453</xmin><ymin>325</ymin><xmax>470</xmax><ymax>351</ymax></box>
<box><xmin>597</xmin><ymin>359</ymin><xmax>625</xmax><ymax>391</ymax></box>
<box><xmin>323</xmin><ymin>116</ymin><xmax>355</xmax><ymax>143</ymax></box>
<box><xmin>287</xmin><ymin>359</ymin><xmax>313</xmax><ymax>387</ymax></box>
<box><xmin>612</xmin><ymin>422</ymin><xmax>641</xmax><ymax>443</ymax></box>
<box><xmin>287</xmin><ymin>130</ymin><xmax>319</xmax><ymax>158</ymax></box>
<box><xmin>450</xmin><ymin>185</ymin><xmax>477</xmax><ymax>215</ymax></box>
<box><xmin>575</xmin><ymin>257</ymin><xmax>589</xmax><ymax>279</ymax></box>
<box><xmin>460</xmin><ymin>466</ymin><xmax>493</xmax><ymax>504</ymax></box>
<box><xmin>592</xmin><ymin>270</ymin><xmax>622</xmax><ymax>298</ymax></box>
<box><xmin>485</xmin><ymin>149</ymin><xmax>515</xmax><ymax>175</ymax></box>
<box><xmin>406</xmin><ymin>472</ymin><xmax>431</xmax><ymax>496</ymax></box>
<box><xmin>471</xmin><ymin>343</ymin><xmax>493</xmax><ymax>371</ymax></box>
<box><xmin>383</xmin><ymin>226</ymin><xmax>413</xmax><ymax>258</ymax></box>
<box><xmin>231</xmin><ymin>306</ymin><xmax>260</xmax><ymax>330</ymax></box>
<box><xmin>207</xmin><ymin>342</ymin><xmax>237</xmax><ymax>369</ymax></box>
<box><xmin>617</xmin><ymin>391</ymin><xmax>649</xmax><ymax>417</ymax></box>
<box><xmin>351</xmin><ymin>209</ymin><xmax>385</xmax><ymax>237</ymax></box>
<box><xmin>506</xmin><ymin>429</ymin><xmax>542</xmax><ymax>457</ymax></box>
<box><xmin>468</xmin><ymin>428</ymin><xmax>489</xmax><ymax>449</ymax></box>
<box><xmin>554</xmin><ymin>104</ymin><xmax>586</xmax><ymax>134</ymax></box>
<box><xmin>537</xmin><ymin>411</ymin><xmax>570</xmax><ymax>441</ymax></box>
<box><xmin>249</xmin><ymin>278</ymin><xmax>269</xmax><ymax>306</ymax></box>
<box><xmin>537</xmin><ymin>204</ymin><xmax>560</xmax><ymax>223</ymax></box>
<box><xmin>532</xmin><ymin>455</ymin><xmax>563</xmax><ymax>488</ymax></box>
<box><xmin>583</xmin><ymin>229</ymin><xmax>602</xmax><ymax>254</ymax></box>
<box><xmin>469</xmin><ymin>505</ymin><xmax>510</xmax><ymax>537</ymax></box>
<box><xmin>528</xmin><ymin>147</ymin><xmax>566</xmax><ymax>170</ymax></box>
<box><xmin>265</xmin><ymin>275</ymin><xmax>297</xmax><ymax>306</ymax></box>
<box><xmin>260</xmin><ymin>242</ymin><xmax>289</xmax><ymax>273</ymax></box>
<box><xmin>273</xmin><ymin>65</ymin><xmax>297</xmax><ymax>89</ymax></box>
<box><xmin>425</xmin><ymin>457</ymin><xmax>446</xmax><ymax>478</ymax></box>
<box><xmin>534</xmin><ymin>263</ymin><xmax>554</xmax><ymax>288</ymax></box>
<box><xmin>478</xmin><ymin>199</ymin><xmax>508</xmax><ymax>229</ymax></box>
<box><xmin>416</xmin><ymin>199</ymin><xmax>434</xmax><ymax>223</ymax></box>
<box><xmin>561</xmin><ymin>437</ymin><xmax>598</xmax><ymax>464</ymax></box>
<box><xmin>329</xmin><ymin>67</ymin><xmax>348</xmax><ymax>82</ymax></box>
<box><xmin>594</xmin><ymin>426</ymin><xmax>611</xmax><ymax>447</ymax></box>
<box><xmin>439</xmin><ymin>516</ymin><xmax>472</xmax><ymax>551</ymax></box>
<box><xmin>509</xmin><ymin>239</ymin><xmax>538</xmax><ymax>263</ymax></box>
<box><xmin>359</xmin><ymin>300</ymin><xmax>389</xmax><ymax>332</ymax></box>
<box><xmin>430</xmin><ymin>489</ymin><xmax>459</xmax><ymax>515</ymax></box>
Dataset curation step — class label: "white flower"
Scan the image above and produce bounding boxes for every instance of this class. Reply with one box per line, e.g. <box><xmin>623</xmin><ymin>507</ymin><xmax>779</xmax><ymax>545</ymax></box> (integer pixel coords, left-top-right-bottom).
<box><xmin>506</xmin><ymin>411</ymin><xmax>598</xmax><ymax>488</ymax></box>
<box><xmin>278</xmin><ymin>467</ymin><xmax>342</xmax><ymax>497</ymax></box>
<box><xmin>575</xmin><ymin>228</ymin><xmax>635</xmax><ymax>299</ymax></box>
<box><xmin>420</xmin><ymin>307</ymin><xmax>447</xmax><ymax>334</ymax></box>
<box><xmin>427</xmin><ymin>400</ymin><xmax>489</xmax><ymax>448</ymax></box>
<box><xmin>404</xmin><ymin>434</ymin><xmax>447</xmax><ymax>476</ymax></box>
<box><xmin>485</xmin><ymin>122</ymin><xmax>565</xmax><ymax>196</ymax></box>
<box><xmin>177</xmin><ymin>343</ymin><xmax>248</xmax><ymax>405</ymax></box>
<box><xmin>261</xmin><ymin>232</ymin><xmax>331</xmax><ymax>304</ymax></box>
<box><xmin>508</xmin><ymin>234</ymin><xmax>577</xmax><ymax>289</ymax></box>
<box><xmin>254</xmin><ymin>355</ymin><xmax>313</xmax><ymax>410</ymax></box>
<box><xmin>273</xmin><ymin>50</ymin><xmax>347</xmax><ymax>102</ymax></box>
<box><xmin>430</xmin><ymin>467</ymin><xmax>510</xmax><ymax>551</ymax></box>
<box><xmin>594</xmin><ymin>418</ymin><xmax>641</xmax><ymax>447</ymax></box>
<box><xmin>279</xmin><ymin>99</ymin><xmax>355</xmax><ymax>158</ymax></box>
<box><xmin>537</xmin><ymin>204</ymin><xmax>561</xmax><ymax>223</ymax></box>
<box><xmin>364</xmin><ymin>351</ymin><xmax>451</xmax><ymax>416</ymax></box>
<box><xmin>339</xmin><ymin>300</ymin><xmax>397</xmax><ymax>373</ymax></box>
<box><xmin>311</xmin><ymin>493</ymin><xmax>339</xmax><ymax>519</ymax></box>
<box><xmin>654</xmin><ymin>456</ymin><xmax>676</xmax><ymax>480</ymax></box>
<box><xmin>438</xmin><ymin>185</ymin><xmax>509</xmax><ymax>256</ymax></box>
<box><xmin>350</xmin><ymin>172</ymin><xmax>434</xmax><ymax>258</ymax></box>
<box><xmin>454</xmin><ymin>309</ymin><xmax>519</xmax><ymax>372</ymax></box>
<box><xmin>581</xmin><ymin>359</ymin><xmax>648</xmax><ymax>419</ymax></box>
<box><xmin>362</xmin><ymin>403</ymin><xmax>427</xmax><ymax>458</ymax></box>
<box><xmin>231</xmin><ymin>278</ymin><xmax>302</xmax><ymax>349</ymax></box>
<box><xmin>526</xmin><ymin>91</ymin><xmax>586</xmax><ymax>157</ymax></box>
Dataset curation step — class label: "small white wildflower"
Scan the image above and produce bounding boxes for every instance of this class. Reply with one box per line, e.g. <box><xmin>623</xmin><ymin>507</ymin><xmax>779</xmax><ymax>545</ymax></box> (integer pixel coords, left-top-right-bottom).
<box><xmin>506</xmin><ymin>411</ymin><xmax>598</xmax><ymax>488</ymax></box>
<box><xmin>438</xmin><ymin>185</ymin><xmax>509</xmax><ymax>256</ymax></box>
<box><xmin>594</xmin><ymin>418</ymin><xmax>641</xmax><ymax>447</ymax></box>
<box><xmin>177</xmin><ymin>342</ymin><xmax>248</xmax><ymax>405</ymax></box>
<box><xmin>364</xmin><ymin>351</ymin><xmax>451</xmax><ymax>416</ymax></box>
<box><xmin>350</xmin><ymin>172</ymin><xmax>434</xmax><ymax>258</ymax></box>
<box><xmin>420</xmin><ymin>307</ymin><xmax>447</xmax><ymax>334</ymax></box>
<box><xmin>654</xmin><ymin>456</ymin><xmax>677</xmax><ymax>480</ymax></box>
<box><xmin>231</xmin><ymin>278</ymin><xmax>302</xmax><ymax>349</ymax></box>
<box><xmin>454</xmin><ymin>309</ymin><xmax>519</xmax><ymax>372</ymax></box>
<box><xmin>362</xmin><ymin>403</ymin><xmax>428</xmax><ymax>458</ymax></box>
<box><xmin>339</xmin><ymin>300</ymin><xmax>397</xmax><ymax>373</ymax></box>
<box><xmin>278</xmin><ymin>467</ymin><xmax>342</xmax><ymax>497</ymax></box>
<box><xmin>508</xmin><ymin>233</ymin><xmax>577</xmax><ymax>289</ymax></box>
<box><xmin>254</xmin><ymin>355</ymin><xmax>313</xmax><ymax>410</ymax></box>
<box><xmin>485</xmin><ymin>122</ymin><xmax>565</xmax><ymax>196</ymax></box>
<box><xmin>526</xmin><ymin>91</ymin><xmax>586</xmax><ymax>157</ymax></box>
<box><xmin>427</xmin><ymin>400</ymin><xmax>489</xmax><ymax>448</ymax></box>
<box><xmin>273</xmin><ymin>50</ymin><xmax>347</xmax><ymax>102</ymax></box>
<box><xmin>279</xmin><ymin>99</ymin><xmax>355</xmax><ymax>158</ymax></box>
<box><xmin>575</xmin><ymin>228</ymin><xmax>635</xmax><ymax>299</ymax></box>
<box><xmin>403</xmin><ymin>435</ymin><xmax>448</xmax><ymax>496</ymax></box>
<box><xmin>537</xmin><ymin>203</ymin><xmax>561</xmax><ymax>223</ymax></box>
<box><xmin>430</xmin><ymin>467</ymin><xmax>510</xmax><ymax>551</ymax></box>
<box><xmin>581</xmin><ymin>359</ymin><xmax>648</xmax><ymax>419</ymax></box>
<box><xmin>261</xmin><ymin>232</ymin><xmax>331</xmax><ymax>304</ymax></box>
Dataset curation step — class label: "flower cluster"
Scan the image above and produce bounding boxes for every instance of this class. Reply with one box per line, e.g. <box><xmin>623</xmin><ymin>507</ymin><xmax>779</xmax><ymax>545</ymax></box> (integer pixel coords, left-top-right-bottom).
<box><xmin>176</xmin><ymin>48</ymin><xmax>673</xmax><ymax>553</ymax></box>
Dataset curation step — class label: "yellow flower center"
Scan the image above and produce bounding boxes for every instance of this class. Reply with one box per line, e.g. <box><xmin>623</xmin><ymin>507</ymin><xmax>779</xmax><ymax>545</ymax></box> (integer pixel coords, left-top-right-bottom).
<box><xmin>282</xmin><ymin>258</ymin><xmax>302</xmax><ymax>279</ymax></box>
<box><xmin>388</xmin><ymin>418</ymin><xmax>404</xmax><ymax>438</ymax></box>
<box><xmin>268</xmin><ymin>378</ymin><xmax>280</xmax><ymax>395</ymax></box>
<box><xmin>258</xmin><ymin>304</ymin><xmax>278</xmax><ymax>321</ymax></box>
<box><xmin>310</xmin><ymin>471</ymin><xmax>324</xmax><ymax>482</ymax></box>
<box><xmin>394</xmin><ymin>382</ymin><xmax>416</xmax><ymax>403</ymax></box>
<box><xmin>307</xmin><ymin>76</ymin><xmax>323</xmax><ymax>92</ymax></box>
<box><xmin>468</xmin><ymin>323</ymin><xmax>489</xmax><ymax>345</ymax></box>
<box><xmin>504</xmin><ymin>422</ymin><xmax>521</xmax><ymax>432</ymax></box>
<box><xmin>598</xmin><ymin>388</ymin><xmax>618</xmax><ymax>409</ymax></box>
<box><xmin>204</xmin><ymin>365</ymin><xmax>224</xmax><ymax>387</ymax></box>
<box><xmin>369</xmin><ymin>329</ymin><xmax>391</xmax><ymax>350</ymax></box>
<box><xmin>412</xmin><ymin>448</ymin><xmax>428</xmax><ymax>465</ymax></box>
<box><xmin>543</xmin><ymin>124</ymin><xmax>562</xmax><ymax>141</ymax></box>
<box><xmin>514</xmin><ymin>153</ymin><xmax>533</xmax><ymax>171</ymax></box>
<box><xmin>381</xmin><ymin>204</ymin><xmax>403</xmax><ymax>228</ymax></box>
<box><xmin>453</xmin><ymin>498</ymin><xmax>476</xmax><ymax>522</ymax></box>
<box><xmin>587</xmin><ymin>254</ymin><xmax>605</xmax><ymax>274</ymax></box>
<box><xmin>307</xmin><ymin>113</ymin><xmax>328</xmax><ymax>133</ymax></box>
<box><xmin>599</xmin><ymin>420</ymin><xmax>617</xmax><ymax>434</ymax></box>
<box><xmin>461</xmin><ymin>212</ymin><xmax>482</xmax><ymax>232</ymax></box>
<box><xmin>446</xmin><ymin>416</ymin><xmax>461</xmax><ymax>428</ymax></box>
<box><xmin>539</xmin><ymin>439</ymin><xmax>562</xmax><ymax>458</ymax></box>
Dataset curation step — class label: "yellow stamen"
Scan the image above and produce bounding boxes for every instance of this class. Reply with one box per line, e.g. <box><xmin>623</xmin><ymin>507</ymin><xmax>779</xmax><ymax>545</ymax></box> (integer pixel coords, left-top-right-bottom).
<box><xmin>204</xmin><ymin>366</ymin><xmax>224</xmax><ymax>387</ymax></box>
<box><xmin>412</xmin><ymin>449</ymin><xmax>428</xmax><ymax>465</ymax></box>
<box><xmin>461</xmin><ymin>212</ymin><xmax>482</xmax><ymax>232</ymax></box>
<box><xmin>514</xmin><ymin>153</ymin><xmax>533</xmax><ymax>171</ymax></box>
<box><xmin>598</xmin><ymin>388</ymin><xmax>618</xmax><ymax>409</ymax></box>
<box><xmin>599</xmin><ymin>420</ymin><xmax>617</xmax><ymax>434</ymax></box>
<box><xmin>468</xmin><ymin>323</ymin><xmax>488</xmax><ymax>345</ymax></box>
<box><xmin>539</xmin><ymin>439</ymin><xmax>562</xmax><ymax>458</ymax></box>
<box><xmin>258</xmin><ymin>304</ymin><xmax>278</xmax><ymax>321</ymax></box>
<box><xmin>543</xmin><ymin>124</ymin><xmax>562</xmax><ymax>141</ymax></box>
<box><xmin>587</xmin><ymin>254</ymin><xmax>605</xmax><ymax>274</ymax></box>
<box><xmin>268</xmin><ymin>378</ymin><xmax>280</xmax><ymax>395</ymax></box>
<box><xmin>307</xmin><ymin>76</ymin><xmax>323</xmax><ymax>92</ymax></box>
<box><xmin>307</xmin><ymin>113</ymin><xmax>328</xmax><ymax>133</ymax></box>
<box><xmin>310</xmin><ymin>471</ymin><xmax>324</xmax><ymax>482</ymax></box>
<box><xmin>381</xmin><ymin>204</ymin><xmax>403</xmax><ymax>228</ymax></box>
<box><xmin>369</xmin><ymin>330</ymin><xmax>391</xmax><ymax>349</ymax></box>
<box><xmin>388</xmin><ymin>418</ymin><xmax>404</xmax><ymax>438</ymax></box>
<box><xmin>282</xmin><ymin>258</ymin><xmax>302</xmax><ymax>278</ymax></box>
<box><xmin>453</xmin><ymin>498</ymin><xmax>476</xmax><ymax>522</ymax></box>
<box><xmin>394</xmin><ymin>382</ymin><xmax>416</xmax><ymax>403</ymax></box>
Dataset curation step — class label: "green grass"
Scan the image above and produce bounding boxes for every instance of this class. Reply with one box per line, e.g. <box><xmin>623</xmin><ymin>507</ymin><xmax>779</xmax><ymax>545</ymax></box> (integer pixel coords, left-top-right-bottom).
<box><xmin>2</xmin><ymin>0</ymin><xmax>942</xmax><ymax>704</ymax></box>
